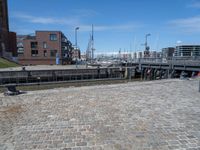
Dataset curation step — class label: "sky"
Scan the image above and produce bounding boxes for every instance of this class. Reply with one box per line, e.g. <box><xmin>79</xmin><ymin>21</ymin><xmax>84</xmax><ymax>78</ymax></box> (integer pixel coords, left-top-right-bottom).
<box><xmin>8</xmin><ymin>0</ymin><xmax>200</xmax><ymax>54</ymax></box>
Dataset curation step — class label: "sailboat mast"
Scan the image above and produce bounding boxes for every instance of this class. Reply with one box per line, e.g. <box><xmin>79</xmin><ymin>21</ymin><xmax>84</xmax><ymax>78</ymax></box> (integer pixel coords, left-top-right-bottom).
<box><xmin>91</xmin><ymin>24</ymin><xmax>94</xmax><ymax>61</ymax></box>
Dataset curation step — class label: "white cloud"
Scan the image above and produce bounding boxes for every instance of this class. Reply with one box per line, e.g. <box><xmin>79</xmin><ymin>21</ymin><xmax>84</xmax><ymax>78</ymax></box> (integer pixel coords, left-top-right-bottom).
<box><xmin>176</xmin><ymin>40</ymin><xmax>182</xmax><ymax>44</ymax></box>
<box><xmin>169</xmin><ymin>15</ymin><xmax>200</xmax><ymax>33</ymax></box>
<box><xmin>11</xmin><ymin>12</ymin><xmax>79</xmax><ymax>25</ymax></box>
<box><xmin>11</xmin><ymin>12</ymin><xmax>141</xmax><ymax>32</ymax></box>
<box><xmin>79</xmin><ymin>24</ymin><xmax>140</xmax><ymax>32</ymax></box>
<box><xmin>188</xmin><ymin>1</ymin><xmax>200</xmax><ymax>8</ymax></box>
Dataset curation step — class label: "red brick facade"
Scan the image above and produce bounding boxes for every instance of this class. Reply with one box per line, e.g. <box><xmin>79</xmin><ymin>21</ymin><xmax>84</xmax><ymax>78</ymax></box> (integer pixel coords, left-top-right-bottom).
<box><xmin>8</xmin><ymin>32</ymin><xmax>17</xmax><ymax>57</ymax></box>
<box><xmin>0</xmin><ymin>0</ymin><xmax>9</xmax><ymax>56</ymax></box>
<box><xmin>18</xmin><ymin>31</ymin><xmax>73</xmax><ymax>65</ymax></box>
<box><xmin>0</xmin><ymin>0</ymin><xmax>17</xmax><ymax>58</ymax></box>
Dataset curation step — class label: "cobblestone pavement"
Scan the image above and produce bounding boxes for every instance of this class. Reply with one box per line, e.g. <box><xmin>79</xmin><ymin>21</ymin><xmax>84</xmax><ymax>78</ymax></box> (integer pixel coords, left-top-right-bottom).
<box><xmin>0</xmin><ymin>79</ymin><xmax>200</xmax><ymax>150</ymax></box>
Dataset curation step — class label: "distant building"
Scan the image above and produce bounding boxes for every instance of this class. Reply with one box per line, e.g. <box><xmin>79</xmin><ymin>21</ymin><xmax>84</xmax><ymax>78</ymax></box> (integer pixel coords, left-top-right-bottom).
<box><xmin>144</xmin><ymin>50</ymin><xmax>150</xmax><ymax>58</ymax></box>
<box><xmin>71</xmin><ymin>48</ymin><xmax>81</xmax><ymax>60</ymax></box>
<box><xmin>18</xmin><ymin>31</ymin><xmax>73</xmax><ymax>65</ymax></box>
<box><xmin>174</xmin><ymin>45</ymin><xmax>200</xmax><ymax>57</ymax></box>
<box><xmin>133</xmin><ymin>52</ymin><xmax>137</xmax><ymax>59</ymax></box>
<box><xmin>137</xmin><ymin>51</ymin><xmax>143</xmax><ymax>58</ymax></box>
<box><xmin>17</xmin><ymin>35</ymin><xmax>28</xmax><ymax>54</ymax></box>
<box><xmin>150</xmin><ymin>51</ymin><xmax>157</xmax><ymax>58</ymax></box>
<box><xmin>0</xmin><ymin>0</ymin><xmax>17</xmax><ymax>58</ymax></box>
<box><xmin>162</xmin><ymin>47</ymin><xmax>175</xmax><ymax>59</ymax></box>
<box><xmin>119</xmin><ymin>52</ymin><xmax>131</xmax><ymax>60</ymax></box>
<box><xmin>80</xmin><ymin>53</ymin><xmax>86</xmax><ymax>61</ymax></box>
<box><xmin>156</xmin><ymin>51</ymin><xmax>162</xmax><ymax>58</ymax></box>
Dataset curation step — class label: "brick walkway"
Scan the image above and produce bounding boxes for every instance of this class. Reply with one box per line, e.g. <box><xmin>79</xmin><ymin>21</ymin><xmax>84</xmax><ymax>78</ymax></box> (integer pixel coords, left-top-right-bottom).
<box><xmin>0</xmin><ymin>79</ymin><xmax>200</xmax><ymax>150</ymax></box>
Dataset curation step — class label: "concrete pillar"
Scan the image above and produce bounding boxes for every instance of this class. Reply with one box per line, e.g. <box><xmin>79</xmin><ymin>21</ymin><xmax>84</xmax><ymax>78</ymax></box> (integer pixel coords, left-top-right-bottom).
<box><xmin>110</xmin><ymin>68</ymin><xmax>113</xmax><ymax>78</ymax></box>
<box><xmin>150</xmin><ymin>69</ymin><xmax>154</xmax><ymax>80</ymax></box>
<box><xmin>128</xmin><ymin>68</ymin><xmax>132</xmax><ymax>81</ymax></box>
<box><xmin>125</xmin><ymin>67</ymin><xmax>132</xmax><ymax>80</ymax></box>
<box><xmin>97</xmin><ymin>67</ymin><xmax>100</xmax><ymax>78</ymax></box>
<box><xmin>159</xmin><ymin>70</ymin><xmax>162</xmax><ymax>79</ymax></box>
<box><xmin>144</xmin><ymin>68</ymin><xmax>147</xmax><ymax>80</ymax></box>
<box><xmin>167</xmin><ymin>69</ymin><xmax>170</xmax><ymax>78</ymax></box>
<box><xmin>165</xmin><ymin>70</ymin><xmax>168</xmax><ymax>79</ymax></box>
<box><xmin>153</xmin><ymin>69</ymin><xmax>157</xmax><ymax>80</ymax></box>
<box><xmin>171</xmin><ymin>70</ymin><xmax>175</xmax><ymax>78</ymax></box>
<box><xmin>147</xmin><ymin>68</ymin><xmax>151</xmax><ymax>80</ymax></box>
<box><xmin>119</xmin><ymin>67</ymin><xmax>124</xmax><ymax>79</ymax></box>
<box><xmin>125</xmin><ymin>67</ymin><xmax>128</xmax><ymax>79</ymax></box>
<box><xmin>199</xmin><ymin>80</ymin><xmax>200</xmax><ymax>92</ymax></box>
<box><xmin>153</xmin><ymin>69</ymin><xmax>156</xmax><ymax>80</ymax></box>
<box><xmin>106</xmin><ymin>68</ymin><xmax>109</xmax><ymax>78</ymax></box>
<box><xmin>141</xmin><ymin>68</ymin><xmax>144</xmax><ymax>80</ymax></box>
<box><xmin>132</xmin><ymin>68</ymin><xmax>136</xmax><ymax>78</ymax></box>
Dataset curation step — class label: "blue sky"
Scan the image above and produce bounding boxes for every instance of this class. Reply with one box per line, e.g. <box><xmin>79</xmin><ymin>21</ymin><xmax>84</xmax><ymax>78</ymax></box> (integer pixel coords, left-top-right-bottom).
<box><xmin>8</xmin><ymin>0</ymin><xmax>200</xmax><ymax>54</ymax></box>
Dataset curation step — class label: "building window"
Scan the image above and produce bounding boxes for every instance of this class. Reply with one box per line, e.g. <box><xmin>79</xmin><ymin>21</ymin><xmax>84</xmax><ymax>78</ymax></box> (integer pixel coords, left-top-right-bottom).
<box><xmin>50</xmin><ymin>50</ymin><xmax>57</xmax><ymax>57</ymax></box>
<box><xmin>43</xmin><ymin>42</ymin><xmax>47</xmax><ymax>48</ymax></box>
<box><xmin>17</xmin><ymin>42</ymin><xmax>23</xmax><ymax>48</ymax></box>
<box><xmin>1</xmin><ymin>43</ymin><xmax>5</xmax><ymax>50</ymax></box>
<box><xmin>50</xmin><ymin>34</ymin><xmax>57</xmax><ymax>41</ymax></box>
<box><xmin>0</xmin><ymin>2</ymin><xmax>3</xmax><ymax>27</ymax></box>
<box><xmin>31</xmin><ymin>50</ymin><xmax>38</xmax><ymax>56</ymax></box>
<box><xmin>44</xmin><ymin>50</ymin><xmax>47</xmax><ymax>57</ymax></box>
<box><xmin>31</xmin><ymin>42</ymin><xmax>38</xmax><ymax>49</ymax></box>
<box><xmin>18</xmin><ymin>48</ymin><xmax>24</xmax><ymax>54</ymax></box>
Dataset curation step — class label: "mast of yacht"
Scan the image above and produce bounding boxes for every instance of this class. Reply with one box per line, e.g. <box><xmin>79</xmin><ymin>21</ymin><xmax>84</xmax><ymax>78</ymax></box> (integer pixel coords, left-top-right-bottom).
<box><xmin>91</xmin><ymin>24</ymin><xmax>95</xmax><ymax>62</ymax></box>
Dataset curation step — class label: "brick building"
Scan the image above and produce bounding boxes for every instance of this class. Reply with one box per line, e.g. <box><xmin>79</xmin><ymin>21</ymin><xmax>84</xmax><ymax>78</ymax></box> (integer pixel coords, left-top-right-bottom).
<box><xmin>8</xmin><ymin>32</ymin><xmax>17</xmax><ymax>57</ymax></box>
<box><xmin>0</xmin><ymin>0</ymin><xmax>17</xmax><ymax>58</ymax></box>
<box><xmin>18</xmin><ymin>31</ymin><xmax>74</xmax><ymax>65</ymax></box>
<box><xmin>0</xmin><ymin>0</ymin><xmax>9</xmax><ymax>56</ymax></box>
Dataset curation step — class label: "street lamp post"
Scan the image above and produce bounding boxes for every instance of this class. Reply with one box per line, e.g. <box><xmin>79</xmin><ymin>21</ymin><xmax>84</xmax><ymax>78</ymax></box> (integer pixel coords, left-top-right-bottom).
<box><xmin>75</xmin><ymin>27</ymin><xmax>79</xmax><ymax>49</ymax></box>
<box><xmin>145</xmin><ymin>33</ymin><xmax>151</xmax><ymax>51</ymax></box>
<box><xmin>75</xmin><ymin>27</ymin><xmax>79</xmax><ymax>68</ymax></box>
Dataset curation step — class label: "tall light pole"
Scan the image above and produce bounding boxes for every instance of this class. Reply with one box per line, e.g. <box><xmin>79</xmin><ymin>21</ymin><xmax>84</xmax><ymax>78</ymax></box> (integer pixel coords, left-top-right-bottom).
<box><xmin>75</xmin><ymin>27</ymin><xmax>79</xmax><ymax>68</ymax></box>
<box><xmin>144</xmin><ymin>33</ymin><xmax>151</xmax><ymax>57</ymax></box>
<box><xmin>75</xmin><ymin>27</ymin><xmax>79</xmax><ymax>49</ymax></box>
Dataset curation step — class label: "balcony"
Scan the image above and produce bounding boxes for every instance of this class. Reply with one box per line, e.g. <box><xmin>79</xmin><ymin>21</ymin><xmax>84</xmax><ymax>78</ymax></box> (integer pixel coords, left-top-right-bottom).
<box><xmin>62</xmin><ymin>46</ymin><xmax>68</xmax><ymax>50</ymax></box>
<box><xmin>62</xmin><ymin>38</ymin><xmax>68</xmax><ymax>43</ymax></box>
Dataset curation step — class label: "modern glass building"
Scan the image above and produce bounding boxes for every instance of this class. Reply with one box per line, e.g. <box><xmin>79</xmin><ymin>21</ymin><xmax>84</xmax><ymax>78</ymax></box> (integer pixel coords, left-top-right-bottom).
<box><xmin>174</xmin><ymin>45</ymin><xmax>200</xmax><ymax>57</ymax></box>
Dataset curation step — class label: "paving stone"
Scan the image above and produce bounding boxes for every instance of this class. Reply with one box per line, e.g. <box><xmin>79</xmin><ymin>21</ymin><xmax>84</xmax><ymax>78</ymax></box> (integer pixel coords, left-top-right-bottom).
<box><xmin>62</xmin><ymin>148</ymin><xmax>72</xmax><ymax>150</ymax></box>
<box><xmin>76</xmin><ymin>142</ymin><xmax>87</xmax><ymax>146</ymax></box>
<box><xmin>0</xmin><ymin>79</ymin><xmax>200</xmax><ymax>150</ymax></box>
